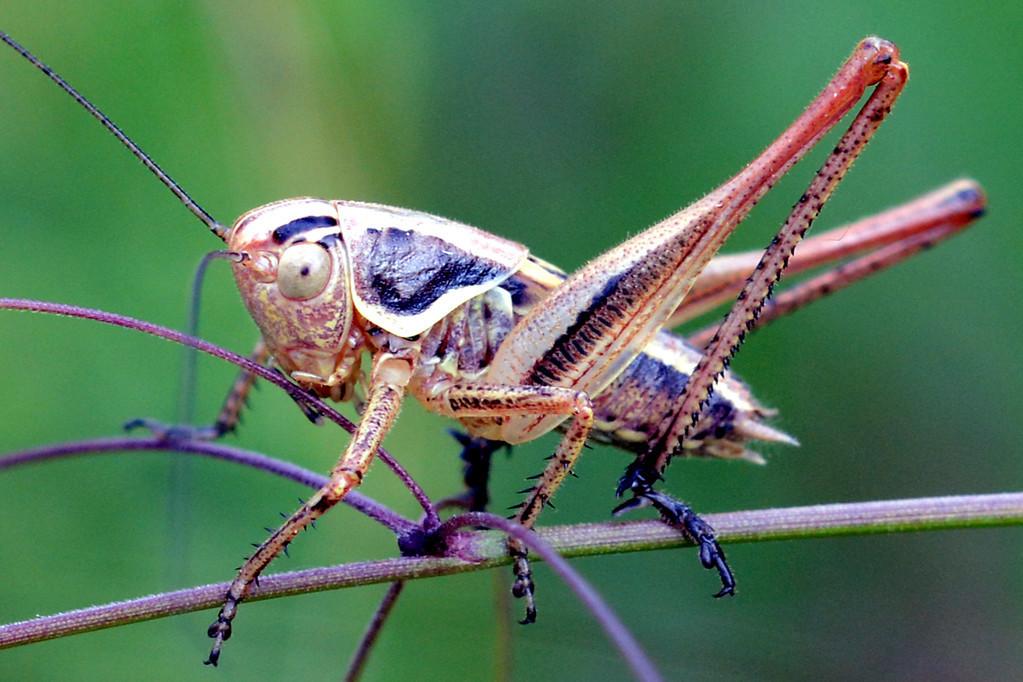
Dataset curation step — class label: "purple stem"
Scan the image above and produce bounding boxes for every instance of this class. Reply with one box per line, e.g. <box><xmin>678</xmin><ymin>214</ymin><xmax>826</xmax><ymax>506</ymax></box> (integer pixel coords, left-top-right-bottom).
<box><xmin>0</xmin><ymin>555</ymin><xmax>503</xmax><ymax>651</ymax></box>
<box><xmin>0</xmin><ymin>298</ymin><xmax>440</xmax><ymax>529</ymax></box>
<box><xmin>1</xmin><ymin>494</ymin><xmax>1020</xmax><ymax>659</ymax></box>
<box><xmin>440</xmin><ymin>512</ymin><xmax>662</xmax><ymax>682</ymax></box>
<box><xmin>0</xmin><ymin>436</ymin><xmax>414</xmax><ymax>534</ymax></box>
<box><xmin>343</xmin><ymin>581</ymin><xmax>406</xmax><ymax>682</ymax></box>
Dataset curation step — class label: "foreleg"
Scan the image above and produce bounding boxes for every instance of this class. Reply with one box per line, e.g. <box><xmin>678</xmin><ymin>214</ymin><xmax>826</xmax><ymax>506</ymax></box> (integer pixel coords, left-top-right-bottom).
<box><xmin>205</xmin><ymin>353</ymin><xmax>410</xmax><ymax>666</ymax></box>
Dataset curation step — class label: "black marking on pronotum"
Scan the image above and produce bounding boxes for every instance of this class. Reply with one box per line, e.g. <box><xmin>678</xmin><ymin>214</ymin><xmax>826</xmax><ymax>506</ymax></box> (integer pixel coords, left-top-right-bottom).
<box><xmin>271</xmin><ymin>215</ymin><xmax>339</xmax><ymax>244</ymax></box>
<box><xmin>360</xmin><ymin>227</ymin><xmax>506</xmax><ymax>316</ymax></box>
<box><xmin>523</xmin><ymin>271</ymin><xmax>626</xmax><ymax>386</ymax></box>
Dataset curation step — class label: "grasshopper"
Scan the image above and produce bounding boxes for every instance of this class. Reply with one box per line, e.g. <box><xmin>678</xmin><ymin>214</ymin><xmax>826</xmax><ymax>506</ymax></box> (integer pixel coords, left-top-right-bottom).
<box><xmin>1</xmin><ymin>32</ymin><xmax>985</xmax><ymax>667</ymax></box>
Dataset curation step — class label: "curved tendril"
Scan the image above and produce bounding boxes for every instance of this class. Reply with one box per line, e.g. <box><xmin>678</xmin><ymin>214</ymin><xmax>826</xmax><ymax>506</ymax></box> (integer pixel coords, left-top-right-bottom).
<box><xmin>0</xmin><ymin>297</ymin><xmax>439</xmax><ymax>527</ymax></box>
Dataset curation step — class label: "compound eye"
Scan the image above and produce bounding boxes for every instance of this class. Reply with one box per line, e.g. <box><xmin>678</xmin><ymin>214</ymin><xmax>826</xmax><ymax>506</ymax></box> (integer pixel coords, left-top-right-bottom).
<box><xmin>277</xmin><ymin>242</ymin><xmax>332</xmax><ymax>300</ymax></box>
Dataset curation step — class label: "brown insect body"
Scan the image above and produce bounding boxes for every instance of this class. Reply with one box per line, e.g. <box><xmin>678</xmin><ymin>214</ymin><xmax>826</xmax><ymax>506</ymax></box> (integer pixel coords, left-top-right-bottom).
<box><xmin>228</xmin><ymin>197</ymin><xmax>781</xmax><ymax>461</ymax></box>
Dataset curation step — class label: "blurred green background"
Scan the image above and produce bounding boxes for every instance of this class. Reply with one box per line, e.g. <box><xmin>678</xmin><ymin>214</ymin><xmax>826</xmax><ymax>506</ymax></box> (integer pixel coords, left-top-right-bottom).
<box><xmin>1</xmin><ymin>2</ymin><xmax>1020</xmax><ymax>680</ymax></box>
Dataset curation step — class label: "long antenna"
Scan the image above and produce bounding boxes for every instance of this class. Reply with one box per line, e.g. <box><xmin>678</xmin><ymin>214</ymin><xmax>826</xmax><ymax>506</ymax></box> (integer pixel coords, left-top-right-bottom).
<box><xmin>0</xmin><ymin>30</ymin><xmax>229</xmax><ymax>241</ymax></box>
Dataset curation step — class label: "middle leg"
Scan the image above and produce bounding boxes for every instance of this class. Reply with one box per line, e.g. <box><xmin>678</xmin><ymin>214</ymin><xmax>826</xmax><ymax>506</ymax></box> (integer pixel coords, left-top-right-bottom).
<box><xmin>440</xmin><ymin>432</ymin><xmax>507</xmax><ymax>513</ymax></box>
<box><xmin>428</xmin><ymin>383</ymin><xmax>594</xmax><ymax>622</ymax></box>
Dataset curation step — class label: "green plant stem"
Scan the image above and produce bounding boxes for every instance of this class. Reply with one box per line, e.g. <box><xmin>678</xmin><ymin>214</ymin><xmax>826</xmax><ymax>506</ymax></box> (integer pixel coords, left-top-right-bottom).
<box><xmin>2</xmin><ymin>491</ymin><xmax>1020</xmax><ymax>649</ymax></box>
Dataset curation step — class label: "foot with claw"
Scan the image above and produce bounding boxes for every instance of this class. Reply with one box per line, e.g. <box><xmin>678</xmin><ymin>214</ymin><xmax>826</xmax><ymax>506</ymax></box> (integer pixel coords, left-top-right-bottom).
<box><xmin>615</xmin><ymin>463</ymin><xmax>736</xmax><ymax>598</ymax></box>
<box><xmin>204</xmin><ymin>608</ymin><xmax>235</xmax><ymax>666</ymax></box>
<box><xmin>511</xmin><ymin>548</ymin><xmax>538</xmax><ymax>624</ymax></box>
<box><xmin>123</xmin><ymin>417</ymin><xmax>220</xmax><ymax>443</ymax></box>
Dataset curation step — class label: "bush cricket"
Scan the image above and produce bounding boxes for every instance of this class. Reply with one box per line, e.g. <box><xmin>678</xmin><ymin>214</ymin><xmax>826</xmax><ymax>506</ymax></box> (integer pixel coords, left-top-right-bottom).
<box><xmin>0</xmin><ymin>31</ymin><xmax>986</xmax><ymax>667</ymax></box>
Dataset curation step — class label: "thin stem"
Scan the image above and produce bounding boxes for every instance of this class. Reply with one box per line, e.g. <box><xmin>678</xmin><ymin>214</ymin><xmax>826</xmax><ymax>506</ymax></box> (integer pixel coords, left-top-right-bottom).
<box><xmin>179</xmin><ymin>250</ymin><xmax>239</xmax><ymax>426</ymax></box>
<box><xmin>4</xmin><ymin>492</ymin><xmax>1018</xmax><ymax>650</ymax></box>
<box><xmin>442</xmin><ymin>512</ymin><xmax>663</xmax><ymax>682</ymax></box>
<box><xmin>0</xmin><ymin>437</ymin><xmax>415</xmax><ymax>534</ymax></box>
<box><xmin>491</xmin><ymin>570</ymin><xmax>513</xmax><ymax>682</ymax></box>
<box><xmin>0</xmin><ymin>298</ymin><xmax>440</xmax><ymax>528</ymax></box>
<box><xmin>343</xmin><ymin>581</ymin><xmax>406</xmax><ymax>682</ymax></box>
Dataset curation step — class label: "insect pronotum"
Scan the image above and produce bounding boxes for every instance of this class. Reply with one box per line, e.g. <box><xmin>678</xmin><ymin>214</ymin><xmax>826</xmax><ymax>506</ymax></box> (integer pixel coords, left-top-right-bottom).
<box><xmin>0</xmin><ymin>30</ymin><xmax>986</xmax><ymax>667</ymax></box>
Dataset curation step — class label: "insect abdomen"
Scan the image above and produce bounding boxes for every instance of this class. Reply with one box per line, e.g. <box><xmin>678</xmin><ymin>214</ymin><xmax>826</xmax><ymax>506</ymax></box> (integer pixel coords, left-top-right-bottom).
<box><xmin>589</xmin><ymin>331</ymin><xmax>794</xmax><ymax>462</ymax></box>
